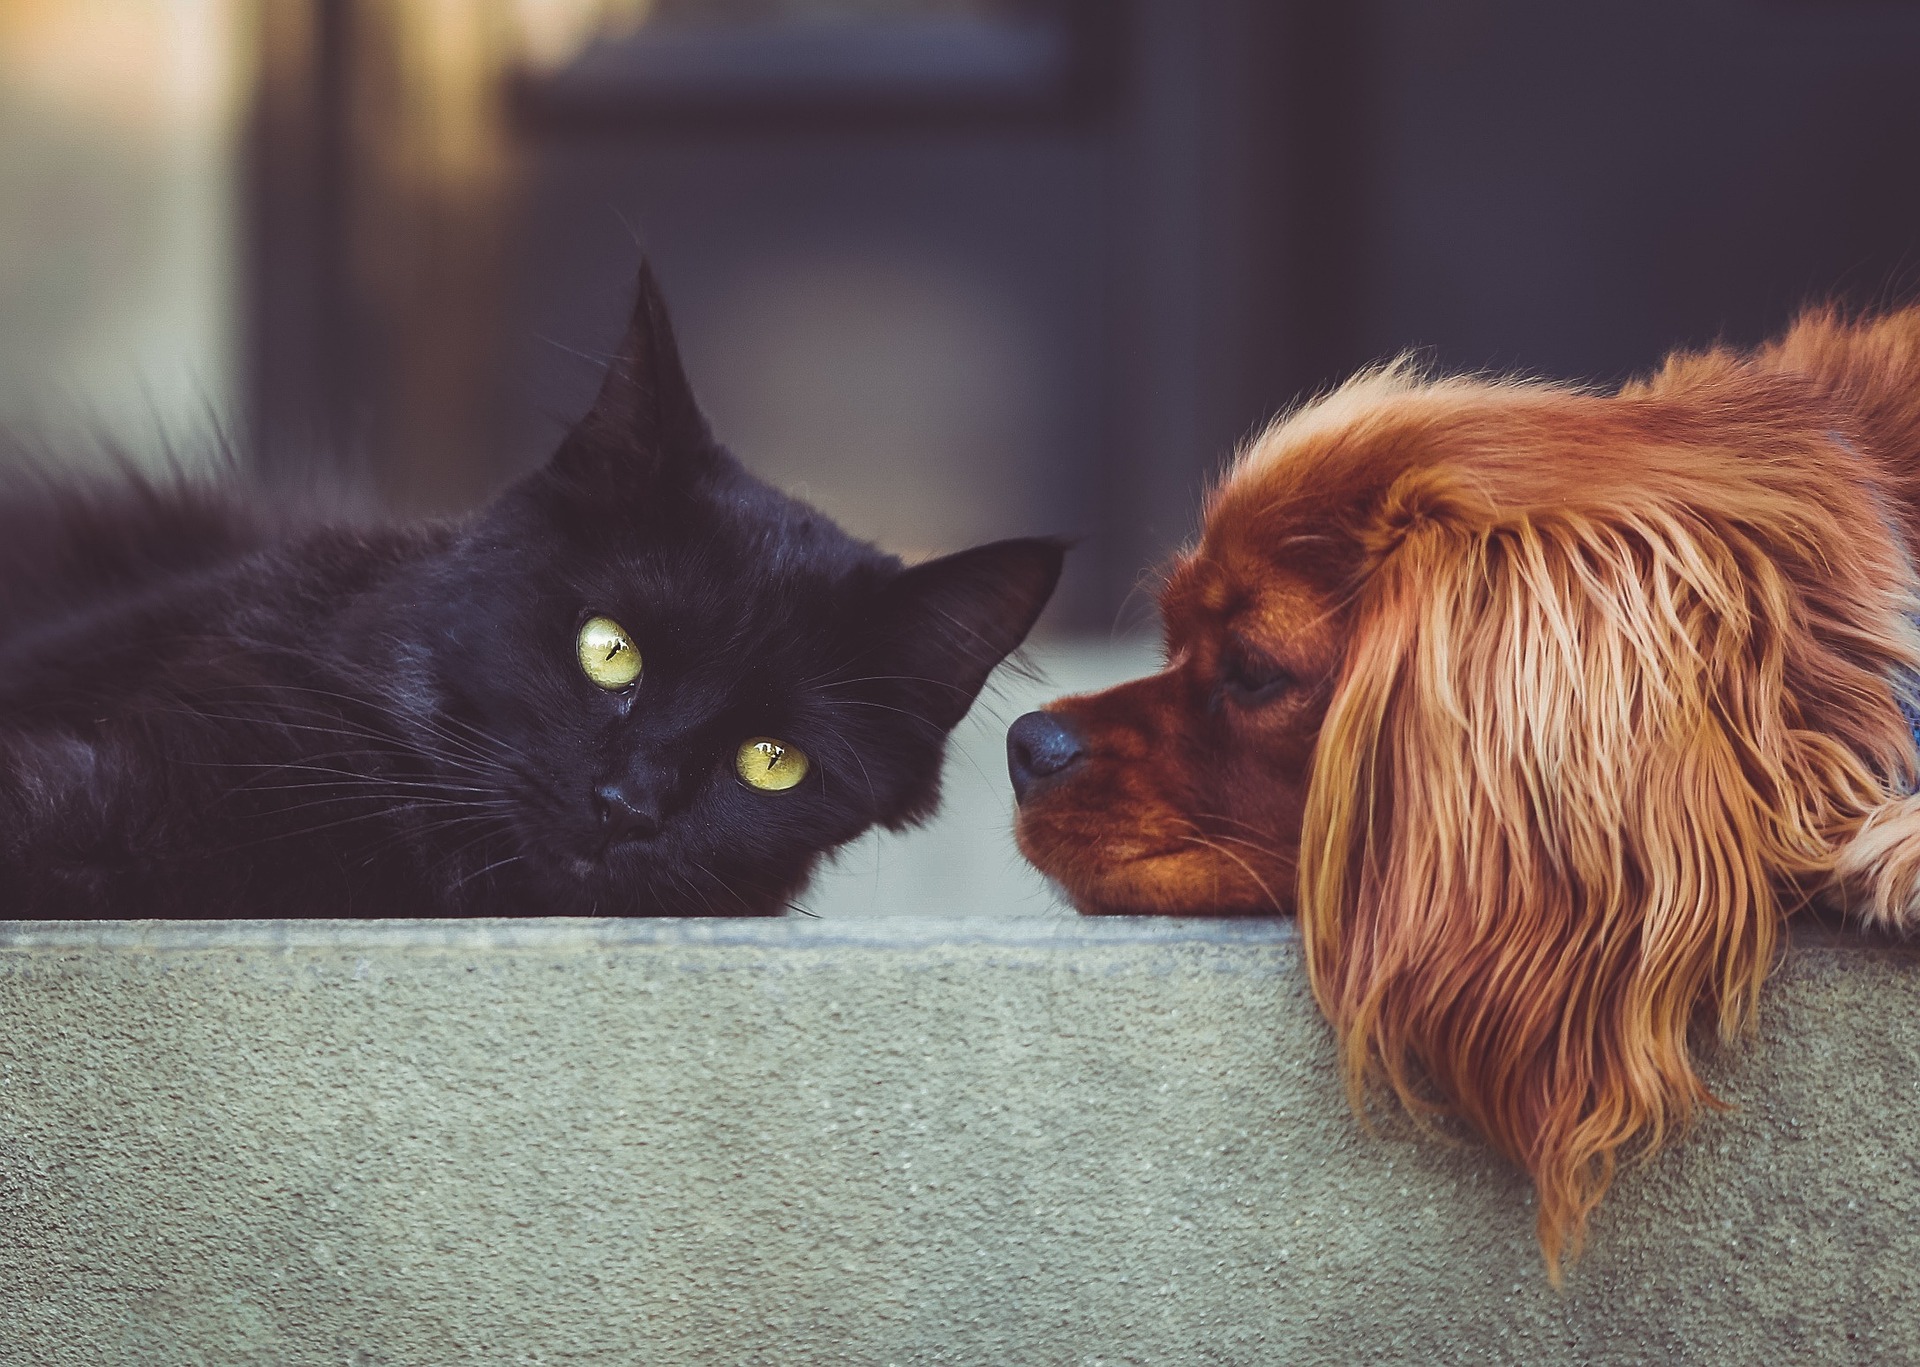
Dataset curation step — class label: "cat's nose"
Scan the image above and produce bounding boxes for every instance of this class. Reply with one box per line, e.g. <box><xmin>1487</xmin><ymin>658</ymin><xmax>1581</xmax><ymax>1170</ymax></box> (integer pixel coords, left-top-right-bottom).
<box><xmin>1007</xmin><ymin>711</ymin><xmax>1086</xmax><ymax>804</ymax></box>
<box><xmin>594</xmin><ymin>781</ymin><xmax>661</xmax><ymax>842</ymax></box>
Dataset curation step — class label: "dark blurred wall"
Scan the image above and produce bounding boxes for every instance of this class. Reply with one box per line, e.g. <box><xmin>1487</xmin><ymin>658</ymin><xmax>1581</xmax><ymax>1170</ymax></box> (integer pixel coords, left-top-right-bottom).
<box><xmin>1354</xmin><ymin>0</ymin><xmax>1920</xmax><ymax>385</ymax></box>
<box><xmin>249</xmin><ymin>0</ymin><xmax>1920</xmax><ymax>632</ymax></box>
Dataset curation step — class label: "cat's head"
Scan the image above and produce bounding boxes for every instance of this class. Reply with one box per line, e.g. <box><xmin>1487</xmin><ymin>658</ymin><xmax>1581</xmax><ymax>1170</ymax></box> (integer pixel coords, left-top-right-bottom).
<box><xmin>401</xmin><ymin>263</ymin><xmax>1062</xmax><ymax>915</ymax></box>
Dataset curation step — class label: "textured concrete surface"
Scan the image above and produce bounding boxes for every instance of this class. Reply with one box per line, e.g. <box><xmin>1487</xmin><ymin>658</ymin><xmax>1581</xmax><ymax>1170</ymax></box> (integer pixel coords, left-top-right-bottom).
<box><xmin>0</xmin><ymin>917</ymin><xmax>1915</xmax><ymax>1366</ymax></box>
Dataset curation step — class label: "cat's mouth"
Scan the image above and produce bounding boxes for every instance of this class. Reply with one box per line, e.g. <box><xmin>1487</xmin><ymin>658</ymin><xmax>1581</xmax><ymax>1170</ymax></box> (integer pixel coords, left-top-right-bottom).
<box><xmin>527</xmin><ymin>845</ymin><xmax>655</xmax><ymax>912</ymax></box>
<box><xmin>551</xmin><ymin>840</ymin><xmax>670</xmax><ymax>894</ymax></box>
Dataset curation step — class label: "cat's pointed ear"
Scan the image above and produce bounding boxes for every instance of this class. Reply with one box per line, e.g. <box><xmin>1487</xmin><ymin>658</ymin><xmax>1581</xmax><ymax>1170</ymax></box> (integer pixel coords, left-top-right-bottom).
<box><xmin>551</xmin><ymin>260</ymin><xmax>712</xmax><ymax>486</ymax></box>
<box><xmin>878</xmin><ymin>538</ymin><xmax>1067</xmax><ymax>731</ymax></box>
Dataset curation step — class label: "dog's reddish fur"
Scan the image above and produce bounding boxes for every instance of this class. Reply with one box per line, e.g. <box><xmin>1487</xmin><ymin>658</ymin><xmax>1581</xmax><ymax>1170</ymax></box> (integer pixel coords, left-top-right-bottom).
<box><xmin>1015</xmin><ymin>306</ymin><xmax>1920</xmax><ymax>1275</ymax></box>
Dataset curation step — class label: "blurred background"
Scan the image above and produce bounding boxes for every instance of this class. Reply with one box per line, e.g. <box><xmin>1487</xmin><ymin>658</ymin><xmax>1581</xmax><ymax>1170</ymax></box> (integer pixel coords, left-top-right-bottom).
<box><xmin>4</xmin><ymin>0</ymin><xmax>1919</xmax><ymax>913</ymax></box>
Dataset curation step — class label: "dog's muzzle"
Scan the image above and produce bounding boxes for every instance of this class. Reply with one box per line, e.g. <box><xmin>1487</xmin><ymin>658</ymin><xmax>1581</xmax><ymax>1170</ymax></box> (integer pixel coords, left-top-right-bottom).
<box><xmin>1007</xmin><ymin>711</ymin><xmax>1087</xmax><ymax>804</ymax></box>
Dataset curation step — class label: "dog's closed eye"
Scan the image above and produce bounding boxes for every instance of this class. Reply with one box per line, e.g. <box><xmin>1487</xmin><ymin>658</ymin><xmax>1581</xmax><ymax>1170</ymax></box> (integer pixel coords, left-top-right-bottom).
<box><xmin>1220</xmin><ymin>640</ymin><xmax>1297</xmax><ymax>707</ymax></box>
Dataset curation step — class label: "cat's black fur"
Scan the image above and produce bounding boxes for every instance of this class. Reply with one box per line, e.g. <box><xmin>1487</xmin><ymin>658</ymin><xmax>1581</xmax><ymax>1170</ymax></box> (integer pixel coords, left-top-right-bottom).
<box><xmin>0</xmin><ymin>265</ymin><xmax>1063</xmax><ymax>917</ymax></box>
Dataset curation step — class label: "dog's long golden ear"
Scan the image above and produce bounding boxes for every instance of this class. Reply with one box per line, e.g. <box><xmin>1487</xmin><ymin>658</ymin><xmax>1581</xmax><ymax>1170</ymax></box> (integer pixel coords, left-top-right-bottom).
<box><xmin>1295</xmin><ymin>469</ymin><xmax>1900</xmax><ymax>1278</ymax></box>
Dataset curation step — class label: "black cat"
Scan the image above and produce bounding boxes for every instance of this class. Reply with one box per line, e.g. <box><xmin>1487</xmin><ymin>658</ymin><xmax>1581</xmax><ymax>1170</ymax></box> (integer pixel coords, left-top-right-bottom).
<box><xmin>0</xmin><ymin>265</ymin><xmax>1063</xmax><ymax>918</ymax></box>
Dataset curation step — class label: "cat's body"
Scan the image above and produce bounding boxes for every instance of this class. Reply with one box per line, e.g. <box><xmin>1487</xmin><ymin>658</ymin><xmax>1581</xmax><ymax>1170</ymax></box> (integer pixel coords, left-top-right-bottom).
<box><xmin>0</xmin><ymin>267</ymin><xmax>1062</xmax><ymax>917</ymax></box>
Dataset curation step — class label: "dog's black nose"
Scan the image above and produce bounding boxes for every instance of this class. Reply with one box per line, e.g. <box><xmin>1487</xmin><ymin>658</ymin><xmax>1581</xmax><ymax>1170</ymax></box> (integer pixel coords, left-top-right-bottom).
<box><xmin>1007</xmin><ymin>711</ymin><xmax>1087</xmax><ymax>804</ymax></box>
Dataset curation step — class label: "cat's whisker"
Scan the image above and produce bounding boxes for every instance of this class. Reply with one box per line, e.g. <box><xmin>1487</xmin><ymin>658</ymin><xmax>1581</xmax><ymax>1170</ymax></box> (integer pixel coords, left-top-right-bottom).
<box><xmin>822</xmin><ymin>698</ymin><xmax>947</xmax><ymax>736</ymax></box>
<box><xmin>815</xmin><ymin>673</ymin><xmax>972</xmax><ymax>696</ymax></box>
<box><xmin>435</xmin><ymin>818</ymin><xmax>517</xmax><ymax>870</ymax></box>
<box><xmin>444</xmin><ymin>850</ymin><xmax>524</xmax><ymax>897</ymax></box>
<box><xmin>683</xmin><ymin>859</ymin><xmax>770</xmax><ymax>918</ymax></box>
<box><xmin>157</xmin><ymin>704</ymin><xmax>504</xmax><ymax>776</ymax></box>
<box><xmin>193</xmin><ymin>808</ymin><xmax>428</xmax><ymax>857</ymax></box>
<box><xmin>249</xmin><ymin>795</ymin><xmax>508</xmax><ymax>825</ymax></box>
<box><xmin>654</xmin><ymin>863</ymin><xmax>715</xmax><ymax>917</ymax></box>
<box><xmin>347</xmin><ymin>809</ymin><xmax>513</xmax><ymax>868</ymax></box>
<box><xmin>182</xmin><ymin>683</ymin><xmax>514</xmax><ymax>771</ymax></box>
<box><xmin>219</xmin><ymin>768</ymin><xmax>504</xmax><ymax>799</ymax></box>
<box><xmin>168</xmin><ymin>730</ymin><xmax>508</xmax><ymax>779</ymax></box>
<box><xmin>262</xmin><ymin>788</ymin><xmax>509</xmax><ymax>822</ymax></box>
<box><xmin>274</xmin><ymin>684</ymin><xmax>511</xmax><ymax>765</ymax></box>
<box><xmin>812</xmin><ymin>731</ymin><xmax>878</xmax><ymax>812</ymax></box>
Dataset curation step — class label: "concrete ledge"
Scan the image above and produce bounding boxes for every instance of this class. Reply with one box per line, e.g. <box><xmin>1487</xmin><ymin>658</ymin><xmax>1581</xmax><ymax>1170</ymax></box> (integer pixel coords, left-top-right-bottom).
<box><xmin>1</xmin><ymin>918</ymin><xmax>1915</xmax><ymax>1365</ymax></box>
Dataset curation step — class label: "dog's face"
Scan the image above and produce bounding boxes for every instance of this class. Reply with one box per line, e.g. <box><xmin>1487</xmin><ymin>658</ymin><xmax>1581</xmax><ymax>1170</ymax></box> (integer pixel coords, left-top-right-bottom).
<box><xmin>1009</xmin><ymin>478</ymin><xmax>1361</xmax><ymax>916</ymax></box>
<box><xmin>1012</xmin><ymin>368</ymin><xmax>1510</xmax><ymax>918</ymax></box>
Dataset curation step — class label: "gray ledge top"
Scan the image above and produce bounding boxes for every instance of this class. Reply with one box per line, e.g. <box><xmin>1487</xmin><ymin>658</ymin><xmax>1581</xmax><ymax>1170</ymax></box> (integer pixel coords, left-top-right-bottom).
<box><xmin>0</xmin><ymin>913</ymin><xmax>1304</xmax><ymax>954</ymax></box>
<box><xmin>0</xmin><ymin>912</ymin><xmax>1906</xmax><ymax>956</ymax></box>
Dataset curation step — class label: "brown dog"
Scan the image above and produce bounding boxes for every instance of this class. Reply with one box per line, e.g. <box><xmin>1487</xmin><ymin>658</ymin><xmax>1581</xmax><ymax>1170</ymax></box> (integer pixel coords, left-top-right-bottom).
<box><xmin>1011</xmin><ymin>306</ymin><xmax>1920</xmax><ymax>1275</ymax></box>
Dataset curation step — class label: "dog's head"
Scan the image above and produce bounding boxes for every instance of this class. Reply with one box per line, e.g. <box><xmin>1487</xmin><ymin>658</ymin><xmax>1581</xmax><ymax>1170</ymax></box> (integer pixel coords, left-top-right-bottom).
<box><xmin>1014</xmin><ymin>321</ymin><xmax>1920</xmax><ymax>1273</ymax></box>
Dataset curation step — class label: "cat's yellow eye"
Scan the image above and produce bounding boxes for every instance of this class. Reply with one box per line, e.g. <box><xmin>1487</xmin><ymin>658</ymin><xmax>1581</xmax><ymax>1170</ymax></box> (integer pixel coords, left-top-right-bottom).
<box><xmin>736</xmin><ymin>737</ymin><xmax>809</xmax><ymax>792</ymax></box>
<box><xmin>577</xmin><ymin>615</ymin><xmax>642</xmax><ymax>690</ymax></box>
